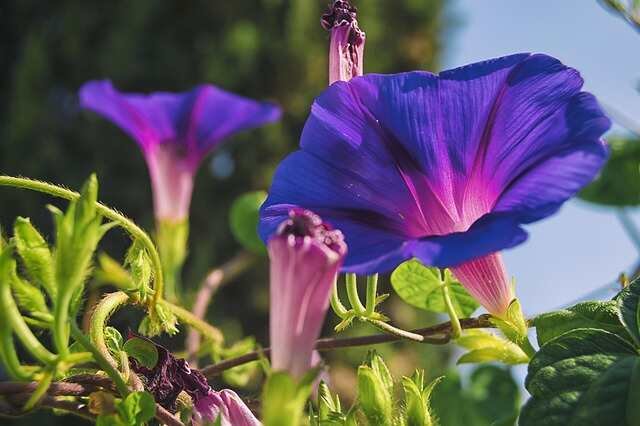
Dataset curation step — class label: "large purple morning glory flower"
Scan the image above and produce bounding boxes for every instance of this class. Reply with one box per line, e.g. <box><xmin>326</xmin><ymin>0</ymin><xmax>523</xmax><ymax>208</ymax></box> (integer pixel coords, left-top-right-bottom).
<box><xmin>79</xmin><ymin>81</ymin><xmax>281</xmax><ymax>222</ymax></box>
<box><xmin>259</xmin><ymin>53</ymin><xmax>611</xmax><ymax>315</ymax></box>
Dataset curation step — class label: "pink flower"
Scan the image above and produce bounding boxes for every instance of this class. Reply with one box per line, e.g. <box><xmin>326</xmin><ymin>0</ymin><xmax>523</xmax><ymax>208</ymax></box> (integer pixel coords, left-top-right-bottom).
<box><xmin>194</xmin><ymin>389</ymin><xmax>260</xmax><ymax>426</ymax></box>
<box><xmin>268</xmin><ymin>209</ymin><xmax>347</xmax><ymax>379</ymax></box>
<box><xmin>321</xmin><ymin>0</ymin><xmax>366</xmax><ymax>84</ymax></box>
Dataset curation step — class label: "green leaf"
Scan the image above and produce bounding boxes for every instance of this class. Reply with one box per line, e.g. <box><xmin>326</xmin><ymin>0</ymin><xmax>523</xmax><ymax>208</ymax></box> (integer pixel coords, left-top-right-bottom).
<box><xmin>9</xmin><ymin>271</ymin><xmax>49</xmax><ymax>319</ymax></box>
<box><xmin>580</xmin><ymin>137</ymin><xmax>640</xmax><ymax>206</ymax></box>
<box><xmin>104</xmin><ymin>326</ymin><xmax>124</xmax><ymax>354</ymax></box>
<box><xmin>521</xmin><ymin>328</ymin><xmax>640</xmax><ymax>426</ymax></box>
<box><xmin>456</xmin><ymin>330</ymin><xmax>528</xmax><ymax>365</ymax></box>
<box><xmin>534</xmin><ymin>300</ymin><xmax>629</xmax><ymax>346</ymax></box>
<box><xmin>13</xmin><ymin>217</ymin><xmax>55</xmax><ymax>298</ymax></box>
<box><xmin>617</xmin><ymin>278</ymin><xmax>640</xmax><ymax>346</ymax></box>
<box><xmin>229</xmin><ymin>191</ymin><xmax>267</xmax><ymax>255</ymax></box>
<box><xmin>123</xmin><ymin>337</ymin><xmax>158</xmax><ymax>369</ymax></box>
<box><xmin>366</xmin><ymin>350</ymin><xmax>393</xmax><ymax>395</ymax></box>
<box><xmin>262</xmin><ymin>371</ymin><xmax>312</xmax><ymax>426</ymax></box>
<box><xmin>431</xmin><ymin>366</ymin><xmax>520</xmax><ymax>426</ymax></box>
<box><xmin>116</xmin><ymin>391</ymin><xmax>156</xmax><ymax>426</ymax></box>
<box><xmin>390</xmin><ymin>259</ymin><xmax>479</xmax><ymax>317</ymax></box>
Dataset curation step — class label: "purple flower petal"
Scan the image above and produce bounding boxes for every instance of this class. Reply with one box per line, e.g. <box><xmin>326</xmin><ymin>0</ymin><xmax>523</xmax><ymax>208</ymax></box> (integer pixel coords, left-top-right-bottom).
<box><xmin>259</xmin><ymin>53</ymin><xmax>610</xmax><ymax>314</ymax></box>
<box><xmin>80</xmin><ymin>80</ymin><xmax>281</xmax><ymax>159</ymax></box>
<box><xmin>80</xmin><ymin>80</ymin><xmax>281</xmax><ymax>220</ymax></box>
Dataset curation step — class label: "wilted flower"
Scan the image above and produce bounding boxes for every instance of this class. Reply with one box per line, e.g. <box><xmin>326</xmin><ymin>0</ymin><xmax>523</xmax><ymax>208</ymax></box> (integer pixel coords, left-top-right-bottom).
<box><xmin>129</xmin><ymin>335</ymin><xmax>259</xmax><ymax>425</ymax></box>
<box><xmin>79</xmin><ymin>81</ymin><xmax>281</xmax><ymax>222</ymax></box>
<box><xmin>321</xmin><ymin>0</ymin><xmax>365</xmax><ymax>84</ymax></box>
<box><xmin>260</xmin><ymin>53</ymin><xmax>610</xmax><ymax>316</ymax></box>
<box><xmin>268</xmin><ymin>209</ymin><xmax>347</xmax><ymax>378</ymax></box>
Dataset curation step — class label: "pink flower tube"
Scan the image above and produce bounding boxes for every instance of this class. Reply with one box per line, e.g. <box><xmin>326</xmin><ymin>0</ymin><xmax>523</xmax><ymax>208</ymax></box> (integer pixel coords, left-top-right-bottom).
<box><xmin>268</xmin><ymin>209</ymin><xmax>347</xmax><ymax>379</ymax></box>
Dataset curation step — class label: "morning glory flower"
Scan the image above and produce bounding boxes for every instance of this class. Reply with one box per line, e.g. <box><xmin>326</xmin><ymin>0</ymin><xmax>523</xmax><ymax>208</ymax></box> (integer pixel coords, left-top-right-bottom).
<box><xmin>321</xmin><ymin>0</ymin><xmax>366</xmax><ymax>84</ymax></box>
<box><xmin>268</xmin><ymin>209</ymin><xmax>347</xmax><ymax>378</ymax></box>
<box><xmin>79</xmin><ymin>80</ymin><xmax>282</xmax><ymax>222</ymax></box>
<box><xmin>259</xmin><ymin>53</ymin><xmax>611</xmax><ymax>316</ymax></box>
<box><xmin>129</xmin><ymin>335</ymin><xmax>260</xmax><ymax>424</ymax></box>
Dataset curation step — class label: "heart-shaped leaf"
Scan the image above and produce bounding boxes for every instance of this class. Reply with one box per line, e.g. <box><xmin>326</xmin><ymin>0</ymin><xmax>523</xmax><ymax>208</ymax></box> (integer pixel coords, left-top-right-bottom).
<box><xmin>391</xmin><ymin>259</ymin><xmax>479</xmax><ymax>317</ymax></box>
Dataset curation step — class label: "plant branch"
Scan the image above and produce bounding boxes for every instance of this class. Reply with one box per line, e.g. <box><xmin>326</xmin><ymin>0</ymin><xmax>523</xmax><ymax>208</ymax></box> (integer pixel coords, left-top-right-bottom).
<box><xmin>0</xmin><ymin>176</ymin><xmax>165</xmax><ymax>306</ymax></box>
<box><xmin>186</xmin><ymin>251</ymin><xmax>255</xmax><ymax>364</ymax></box>
<box><xmin>201</xmin><ymin>316</ymin><xmax>494</xmax><ymax>378</ymax></box>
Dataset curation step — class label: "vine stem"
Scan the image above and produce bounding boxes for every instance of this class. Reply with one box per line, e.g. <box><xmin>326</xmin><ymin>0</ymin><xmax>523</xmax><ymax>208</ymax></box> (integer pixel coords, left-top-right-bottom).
<box><xmin>70</xmin><ymin>321</ymin><xmax>130</xmax><ymax>396</ymax></box>
<box><xmin>201</xmin><ymin>316</ymin><xmax>495</xmax><ymax>378</ymax></box>
<box><xmin>365</xmin><ymin>274</ymin><xmax>378</xmax><ymax>315</ymax></box>
<box><xmin>0</xmin><ymin>176</ymin><xmax>165</xmax><ymax>305</ymax></box>
<box><xmin>186</xmin><ymin>251</ymin><xmax>255</xmax><ymax>364</ymax></box>
<box><xmin>90</xmin><ymin>291</ymin><xmax>130</xmax><ymax>369</ymax></box>
<box><xmin>345</xmin><ymin>273</ymin><xmax>366</xmax><ymax>314</ymax></box>
<box><xmin>440</xmin><ymin>283</ymin><xmax>462</xmax><ymax>339</ymax></box>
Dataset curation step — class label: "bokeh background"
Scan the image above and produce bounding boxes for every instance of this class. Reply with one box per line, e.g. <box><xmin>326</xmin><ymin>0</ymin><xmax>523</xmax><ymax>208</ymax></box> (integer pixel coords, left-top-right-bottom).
<box><xmin>1</xmin><ymin>1</ymin><xmax>638</xmax><ymax>425</ymax></box>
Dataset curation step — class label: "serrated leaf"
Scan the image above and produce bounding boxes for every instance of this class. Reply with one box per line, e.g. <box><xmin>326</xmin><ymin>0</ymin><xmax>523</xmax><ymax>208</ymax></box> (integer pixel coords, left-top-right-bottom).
<box><xmin>123</xmin><ymin>337</ymin><xmax>158</xmax><ymax>369</ymax></box>
<box><xmin>534</xmin><ymin>300</ymin><xmax>629</xmax><ymax>346</ymax></box>
<box><xmin>521</xmin><ymin>328</ymin><xmax>640</xmax><ymax>426</ymax></box>
<box><xmin>456</xmin><ymin>330</ymin><xmax>528</xmax><ymax>365</ymax></box>
<box><xmin>229</xmin><ymin>191</ymin><xmax>267</xmax><ymax>255</ymax></box>
<box><xmin>617</xmin><ymin>277</ymin><xmax>640</xmax><ymax>346</ymax></box>
<box><xmin>13</xmin><ymin>217</ymin><xmax>55</xmax><ymax>298</ymax></box>
<box><xmin>391</xmin><ymin>259</ymin><xmax>479</xmax><ymax>317</ymax></box>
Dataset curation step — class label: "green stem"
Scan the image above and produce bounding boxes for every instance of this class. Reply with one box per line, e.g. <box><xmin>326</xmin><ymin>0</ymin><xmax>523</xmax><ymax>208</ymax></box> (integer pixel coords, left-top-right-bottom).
<box><xmin>345</xmin><ymin>273</ymin><xmax>366</xmax><ymax>314</ymax></box>
<box><xmin>23</xmin><ymin>368</ymin><xmax>54</xmax><ymax>411</ymax></box>
<box><xmin>330</xmin><ymin>279</ymin><xmax>348</xmax><ymax>319</ymax></box>
<box><xmin>62</xmin><ymin>352</ymin><xmax>94</xmax><ymax>365</ymax></box>
<box><xmin>90</xmin><ymin>291</ymin><xmax>130</xmax><ymax>368</ymax></box>
<box><xmin>161</xmin><ymin>300</ymin><xmax>224</xmax><ymax>343</ymax></box>
<box><xmin>0</xmin><ymin>274</ymin><xmax>56</xmax><ymax>364</ymax></box>
<box><xmin>53</xmin><ymin>290</ymin><xmax>73</xmax><ymax>356</ymax></box>
<box><xmin>70</xmin><ymin>322</ymin><xmax>129</xmax><ymax>396</ymax></box>
<box><xmin>0</xmin><ymin>313</ymin><xmax>32</xmax><ymax>380</ymax></box>
<box><xmin>0</xmin><ymin>176</ymin><xmax>165</xmax><ymax>305</ymax></box>
<box><xmin>363</xmin><ymin>318</ymin><xmax>427</xmax><ymax>343</ymax></box>
<box><xmin>365</xmin><ymin>274</ymin><xmax>379</xmax><ymax>315</ymax></box>
<box><xmin>440</xmin><ymin>284</ymin><xmax>462</xmax><ymax>339</ymax></box>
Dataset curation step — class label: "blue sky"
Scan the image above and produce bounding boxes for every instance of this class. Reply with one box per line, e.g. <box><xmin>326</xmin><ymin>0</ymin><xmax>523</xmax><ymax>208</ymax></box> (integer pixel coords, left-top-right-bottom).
<box><xmin>447</xmin><ymin>0</ymin><xmax>640</xmax><ymax>315</ymax></box>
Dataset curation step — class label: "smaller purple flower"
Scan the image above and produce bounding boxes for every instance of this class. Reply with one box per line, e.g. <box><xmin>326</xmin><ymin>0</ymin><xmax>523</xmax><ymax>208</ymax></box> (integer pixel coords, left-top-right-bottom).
<box><xmin>128</xmin><ymin>335</ymin><xmax>259</xmax><ymax>424</ymax></box>
<box><xmin>321</xmin><ymin>0</ymin><xmax>365</xmax><ymax>84</ymax></box>
<box><xmin>268</xmin><ymin>209</ymin><xmax>347</xmax><ymax>379</ymax></box>
<box><xmin>194</xmin><ymin>389</ymin><xmax>260</xmax><ymax>426</ymax></box>
<box><xmin>79</xmin><ymin>81</ymin><xmax>281</xmax><ymax>222</ymax></box>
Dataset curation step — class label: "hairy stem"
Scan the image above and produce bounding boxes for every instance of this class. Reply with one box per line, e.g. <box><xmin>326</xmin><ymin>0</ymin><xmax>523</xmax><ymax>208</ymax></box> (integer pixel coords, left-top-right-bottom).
<box><xmin>0</xmin><ymin>176</ymin><xmax>165</xmax><ymax>305</ymax></box>
<box><xmin>162</xmin><ymin>300</ymin><xmax>223</xmax><ymax>343</ymax></box>
<box><xmin>70</xmin><ymin>322</ymin><xmax>129</xmax><ymax>396</ymax></box>
<box><xmin>90</xmin><ymin>291</ymin><xmax>130</xmax><ymax>369</ymax></box>
<box><xmin>330</xmin><ymin>279</ymin><xmax>349</xmax><ymax>319</ymax></box>
<box><xmin>0</xmin><ymin>273</ymin><xmax>56</xmax><ymax>364</ymax></box>
<box><xmin>345</xmin><ymin>273</ymin><xmax>366</xmax><ymax>314</ymax></box>
<box><xmin>440</xmin><ymin>284</ymin><xmax>462</xmax><ymax>339</ymax></box>
<box><xmin>365</xmin><ymin>274</ymin><xmax>379</xmax><ymax>315</ymax></box>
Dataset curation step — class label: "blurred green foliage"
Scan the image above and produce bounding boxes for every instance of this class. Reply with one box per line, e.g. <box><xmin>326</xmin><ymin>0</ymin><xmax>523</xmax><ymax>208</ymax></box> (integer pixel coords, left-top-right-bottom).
<box><xmin>0</xmin><ymin>0</ymin><xmax>452</xmax><ymax>424</ymax></box>
<box><xmin>580</xmin><ymin>137</ymin><xmax>640</xmax><ymax>207</ymax></box>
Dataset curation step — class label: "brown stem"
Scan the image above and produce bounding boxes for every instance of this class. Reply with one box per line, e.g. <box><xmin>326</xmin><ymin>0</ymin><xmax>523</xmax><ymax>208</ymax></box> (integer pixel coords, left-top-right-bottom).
<box><xmin>186</xmin><ymin>251</ymin><xmax>255</xmax><ymax>365</ymax></box>
<box><xmin>0</xmin><ymin>394</ymin><xmax>95</xmax><ymax>421</ymax></box>
<box><xmin>201</xmin><ymin>316</ymin><xmax>494</xmax><ymax>378</ymax></box>
<box><xmin>156</xmin><ymin>404</ymin><xmax>186</xmax><ymax>426</ymax></box>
